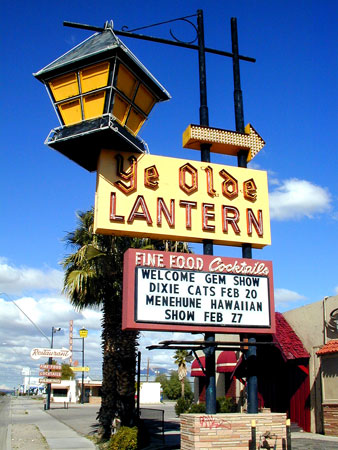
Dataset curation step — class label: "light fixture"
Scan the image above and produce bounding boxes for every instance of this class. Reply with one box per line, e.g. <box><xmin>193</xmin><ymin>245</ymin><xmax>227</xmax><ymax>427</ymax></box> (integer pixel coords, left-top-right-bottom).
<box><xmin>79</xmin><ymin>327</ymin><xmax>88</xmax><ymax>338</ymax></box>
<box><xmin>329</xmin><ymin>308</ymin><xmax>338</xmax><ymax>332</ymax></box>
<box><xmin>34</xmin><ymin>20</ymin><xmax>170</xmax><ymax>172</ymax></box>
<box><xmin>185</xmin><ymin>351</ymin><xmax>194</xmax><ymax>363</ymax></box>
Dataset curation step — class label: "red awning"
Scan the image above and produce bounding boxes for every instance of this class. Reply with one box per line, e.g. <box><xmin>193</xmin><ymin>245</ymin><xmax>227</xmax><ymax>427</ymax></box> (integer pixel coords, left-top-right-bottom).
<box><xmin>216</xmin><ymin>351</ymin><xmax>237</xmax><ymax>373</ymax></box>
<box><xmin>191</xmin><ymin>356</ymin><xmax>206</xmax><ymax>377</ymax></box>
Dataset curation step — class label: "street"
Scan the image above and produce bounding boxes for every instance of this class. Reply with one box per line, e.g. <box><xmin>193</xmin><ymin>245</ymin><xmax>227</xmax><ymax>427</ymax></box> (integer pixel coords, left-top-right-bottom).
<box><xmin>47</xmin><ymin>401</ymin><xmax>180</xmax><ymax>448</ymax></box>
<box><xmin>46</xmin><ymin>401</ymin><xmax>338</xmax><ymax>450</ymax></box>
<box><xmin>4</xmin><ymin>397</ymin><xmax>338</xmax><ymax>450</ymax></box>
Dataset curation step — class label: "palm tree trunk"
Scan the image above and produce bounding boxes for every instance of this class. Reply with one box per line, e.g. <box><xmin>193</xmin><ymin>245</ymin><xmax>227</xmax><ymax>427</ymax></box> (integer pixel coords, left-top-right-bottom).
<box><xmin>97</xmin><ymin>290</ymin><xmax>139</xmax><ymax>438</ymax></box>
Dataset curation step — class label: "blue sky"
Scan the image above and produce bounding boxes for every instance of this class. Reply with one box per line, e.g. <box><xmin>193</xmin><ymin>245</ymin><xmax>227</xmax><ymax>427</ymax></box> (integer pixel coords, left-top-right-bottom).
<box><xmin>0</xmin><ymin>0</ymin><xmax>337</xmax><ymax>390</ymax></box>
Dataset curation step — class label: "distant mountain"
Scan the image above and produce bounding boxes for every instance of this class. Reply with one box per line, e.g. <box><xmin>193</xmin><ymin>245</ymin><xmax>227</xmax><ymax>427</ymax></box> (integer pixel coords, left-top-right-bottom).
<box><xmin>140</xmin><ymin>367</ymin><xmax>175</xmax><ymax>376</ymax></box>
<box><xmin>0</xmin><ymin>389</ymin><xmax>14</xmax><ymax>395</ymax></box>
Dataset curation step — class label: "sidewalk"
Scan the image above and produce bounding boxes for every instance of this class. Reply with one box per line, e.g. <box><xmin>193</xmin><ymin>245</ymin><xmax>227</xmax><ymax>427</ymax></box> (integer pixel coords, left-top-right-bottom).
<box><xmin>290</xmin><ymin>431</ymin><xmax>338</xmax><ymax>450</ymax></box>
<box><xmin>9</xmin><ymin>397</ymin><xmax>96</xmax><ymax>450</ymax></box>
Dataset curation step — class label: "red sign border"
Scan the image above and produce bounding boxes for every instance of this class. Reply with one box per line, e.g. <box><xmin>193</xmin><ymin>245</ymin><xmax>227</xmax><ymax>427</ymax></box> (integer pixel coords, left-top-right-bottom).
<box><xmin>122</xmin><ymin>249</ymin><xmax>275</xmax><ymax>334</ymax></box>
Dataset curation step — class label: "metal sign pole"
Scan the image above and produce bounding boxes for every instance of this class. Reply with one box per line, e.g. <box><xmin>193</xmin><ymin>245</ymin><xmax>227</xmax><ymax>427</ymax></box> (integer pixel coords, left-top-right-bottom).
<box><xmin>197</xmin><ymin>9</ymin><xmax>216</xmax><ymax>415</ymax></box>
<box><xmin>46</xmin><ymin>328</ymin><xmax>54</xmax><ymax>410</ymax></box>
<box><xmin>81</xmin><ymin>336</ymin><xmax>85</xmax><ymax>404</ymax></box>
<box><xmin>231</xmin><ymin>17</ymin><xmax>258</xmax><ymax>414</ymax></box>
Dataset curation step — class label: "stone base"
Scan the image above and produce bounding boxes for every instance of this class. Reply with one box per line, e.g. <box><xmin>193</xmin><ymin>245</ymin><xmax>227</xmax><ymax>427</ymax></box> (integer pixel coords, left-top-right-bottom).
<box><xmin>180</xmin><ymin>412</ymin><xmax>287</xmax><ymax>450</ymax></box>
<box><xmin>323</xmin><ymin>403</ymin><xmax>338</xmax><ymax>436</ymax></box>
<box><xmin>89</xmin><ymin>396</ymin><xmax>101</xmax><ymax>404</ymax></box>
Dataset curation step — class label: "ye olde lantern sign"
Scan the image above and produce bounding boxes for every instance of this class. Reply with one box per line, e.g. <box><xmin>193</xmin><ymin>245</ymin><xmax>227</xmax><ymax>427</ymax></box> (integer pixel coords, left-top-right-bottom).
<box><xmin>123</xmin><ymin>249</ymin><xmax>275</xmax><ymax>334</ymax></box>
<box><xmin>94</xmin><ymin>150</ymin><xmax>271</xmax><ymax>248</ymax></box>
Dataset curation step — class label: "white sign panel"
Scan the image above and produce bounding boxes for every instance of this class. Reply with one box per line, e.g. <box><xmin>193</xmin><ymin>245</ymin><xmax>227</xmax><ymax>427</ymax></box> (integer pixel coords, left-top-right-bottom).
<box><xmin>135</xmin><ymin>267</ymin><xmax>271</xmax><ymax>328</ymax></box>
<box><xmin>22</xmin><ymin>367</ymin><xmax>31</xmax><ymax>376</ymax></box>
<box><xmin>30</xmin><ymin>348</ymin><xmax>72</xmax><ymax>360</ymax></box>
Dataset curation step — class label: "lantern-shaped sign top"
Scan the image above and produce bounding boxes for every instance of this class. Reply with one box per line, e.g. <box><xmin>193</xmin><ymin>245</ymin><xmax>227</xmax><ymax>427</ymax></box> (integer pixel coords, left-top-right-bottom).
<box><xmin>34</xmin><ymin>21</ymin><xmax>171</xmax><ymax>172</ymax></box>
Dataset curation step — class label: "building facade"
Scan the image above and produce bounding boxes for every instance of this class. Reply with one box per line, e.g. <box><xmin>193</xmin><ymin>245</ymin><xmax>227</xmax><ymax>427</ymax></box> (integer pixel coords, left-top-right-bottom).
<box><xmin>283</xmin><ymin>295</ymin><xmax>338</xmax><ymax>435</ymax></box>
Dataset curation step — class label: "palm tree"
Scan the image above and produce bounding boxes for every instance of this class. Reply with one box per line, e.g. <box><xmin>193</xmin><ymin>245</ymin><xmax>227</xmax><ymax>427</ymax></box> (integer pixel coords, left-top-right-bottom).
<box><xmin>174</xmin><ymin>350</ymin><xmax>189</xmax><ymax>398</ymax></box>
<box><xmin>62</xmin><ymin>210</ymin><xmax>143</xmax><ymax>437</ymax></box>
<box><xmin>62</xmin><ymin>209</ymin><xmax>192</xmax><ymax>438</ymax></box>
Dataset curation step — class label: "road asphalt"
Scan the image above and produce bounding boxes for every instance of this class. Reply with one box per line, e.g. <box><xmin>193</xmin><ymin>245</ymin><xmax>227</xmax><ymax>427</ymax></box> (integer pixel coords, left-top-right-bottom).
<box><xmin>5</xmin><ymin>396</ymin><xmax>338</xmax><ymax>450</ymax></box>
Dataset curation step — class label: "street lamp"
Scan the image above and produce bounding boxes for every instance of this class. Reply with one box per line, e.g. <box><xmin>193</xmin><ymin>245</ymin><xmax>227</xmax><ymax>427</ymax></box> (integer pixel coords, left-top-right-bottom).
<box><xmin>46</xmin><ymin>326</ymin><xmax>61</xmax><ymax>410</ymax></box>
<box><xmin>34</xmin><ymin>21</ymin><xmax>170</xmax><ymax>172</ymax></box>
<box><xmin>79</xmin><ymin>327</ymin><xmax>88</xmax><ymax>404</ymax></box>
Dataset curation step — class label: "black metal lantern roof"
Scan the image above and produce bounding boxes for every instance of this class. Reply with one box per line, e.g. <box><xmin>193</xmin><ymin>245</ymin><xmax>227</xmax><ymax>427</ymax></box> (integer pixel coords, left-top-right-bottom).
<box><xmin>34</xmin><ymin>21</ymin><xmax>170</xmax><ymax>102</ymax></box>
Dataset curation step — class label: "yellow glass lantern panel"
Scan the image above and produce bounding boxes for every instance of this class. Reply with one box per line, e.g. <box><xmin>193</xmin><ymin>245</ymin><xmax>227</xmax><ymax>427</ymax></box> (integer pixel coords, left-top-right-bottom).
<box><xmin>115</xmin><ymin>64</ymin><xmax>137</xmax><ymax>99</ymax></box>
<box><xmin>80</xmin><ymin>62</ymin><xmax>110</xmax><ymax>94</ymax></box>
<box><xmin>83</xmin><ymin>91</ymin><xmax>106</xmax><ymax>120</ymax></box>
<box><xmin>112</xmin><ymin>94</ymin><xmax>130</xmax><ymax>125</ymax></box>
<box><xmin>58</xmin><ymin>99</ymin><xmax>82</xmax><ymax>125</ymax></box>
<box><xmin>126</xmin><ymin>108</ymin><xmax>145</xmax><ymax>136</ymax></box>
<box><xmin>134</xmin><ymin>84</ymin><xmax>155</xmax><ymax>115</ymax></box>
<box><xmin>49</xmin><ymin>72</ymin><xmax>79</xmax><ymax>102</ymax></box>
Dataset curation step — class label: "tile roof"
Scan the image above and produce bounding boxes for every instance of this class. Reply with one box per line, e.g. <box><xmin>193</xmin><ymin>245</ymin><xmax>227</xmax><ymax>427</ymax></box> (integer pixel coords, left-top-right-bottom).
<box><xmin>275</xmin><ymin>313</ymin><xmax>310</xmax><ymax>360</ymax></box>
<box><xmin>316</xmin><ymin>339</ymin><xmax>338</xmax><ymax>356</ymax></box>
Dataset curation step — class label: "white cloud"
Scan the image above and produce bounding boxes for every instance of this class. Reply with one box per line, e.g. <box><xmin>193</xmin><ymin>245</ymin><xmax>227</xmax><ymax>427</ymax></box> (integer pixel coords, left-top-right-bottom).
<box><xmin>138</xmin><ymin>331</ymin><xmax>204</xmax><ymax>371</ymax></box>
<box><xmin>274</xmin><ymin>288</ymin><xmax>306</xmax><ymax>310</ymax></box>
<box><xmin>0</xmin><ymin>259</ymin><xmax>63</xmax><ymax>295</ymax></box>
<box><xmin>269</xmin><ymin>178</ymin><xmax>331</xmax><ymax>220</ymax></box>
<box><xmin>247</xmin><ymin>161</ymin><xmax>261</xmax><ymax>170</ymax></box>
<box><xmin>76</xmin><ymin>308</ymin><xmax>102</xmax><ymax>331</ymax></box>
<box><xmin>0</xmin><ymin>293</ymin><xmax>103</xmax><ymax>389</ymax></box>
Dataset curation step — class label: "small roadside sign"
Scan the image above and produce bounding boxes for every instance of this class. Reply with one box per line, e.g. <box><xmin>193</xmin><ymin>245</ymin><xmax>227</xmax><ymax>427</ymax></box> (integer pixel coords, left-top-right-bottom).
<box><xmin>39</xmin><ymin>371</ymin><xmax>62</xmax><ymax>378</ymax></box>
<box><xmin>40</xmin><ymin>364</ymin><xmax>62</xmax><ymax>371</ymax></box>
<box><xmin>70</xmin><ymin>366</ymin><xmax>90</xmax><ymax>372</ymax></box>
<box><xmin>39</xmin><ymin>378</ymin><xmax>61</xmax><ymax>384</ymax></box>
<box><xmin>30</xmin><ymin>348</ymin><xmax>72</xmax><ymax>360</ymax></box>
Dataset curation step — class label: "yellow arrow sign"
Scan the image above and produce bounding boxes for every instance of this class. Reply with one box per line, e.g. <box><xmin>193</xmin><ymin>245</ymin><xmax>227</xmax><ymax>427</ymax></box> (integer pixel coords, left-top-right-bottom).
<box><xmin>182</xmin><ymin>123</ymin><xmax>265</xmax><ymax>162</ymax></box>
<box><xmin>70</xmin><ymin>366</ymin><xmax>90</xmax><ymax>372</ymax></box>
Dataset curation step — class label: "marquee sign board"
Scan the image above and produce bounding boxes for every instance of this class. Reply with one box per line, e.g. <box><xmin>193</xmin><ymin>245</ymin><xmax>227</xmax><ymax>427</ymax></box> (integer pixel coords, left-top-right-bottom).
<box><xmin>94</xmin><ymin>150</ymin><xmax>271</xmax><ymax>249</ymax></box>
<box><xmin>122</xmin><ymin>249</ymin><xmax>275</xmax><ymax>334</ymax></box>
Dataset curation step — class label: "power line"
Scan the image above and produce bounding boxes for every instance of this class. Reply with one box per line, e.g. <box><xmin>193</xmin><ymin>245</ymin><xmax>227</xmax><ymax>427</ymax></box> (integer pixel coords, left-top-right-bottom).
<box><xmin>0</xmin><ymin>292</ymin><xmax>51</xmax><ymax>345</ymax></box>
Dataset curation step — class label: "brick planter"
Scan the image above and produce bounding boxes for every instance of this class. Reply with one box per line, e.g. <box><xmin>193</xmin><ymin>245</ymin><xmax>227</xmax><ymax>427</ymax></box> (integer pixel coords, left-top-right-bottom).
<box><xmin>323</xmin><ymin>404</ymin><xmax>338</xmax><ymax>436</ymax></box>
<box><xmin>180</xmin><ymin>412</ymin><xmax>287</xmax><ymax>450</ymax></box>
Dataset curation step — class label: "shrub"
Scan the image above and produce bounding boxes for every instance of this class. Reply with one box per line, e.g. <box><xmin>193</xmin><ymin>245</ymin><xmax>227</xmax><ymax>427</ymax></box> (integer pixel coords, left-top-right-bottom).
<box><xmin>158</xmin><ymin>371</ymin><xmax>193</xmax><ymax>400</ymax></box>
<box><xmin>175</xmin><ymin>396</ymin><xmax>193</xmax><ymax>416</ymax></box>
<box><xmin>216</xmin><ymin>397</ymin><xmax>237</xmax><ymax>413</ymax></box>
<box><xmin>109</xmin><ymin>426</ymin><xmax>138</xmax><ymax>450</ymax></box>
<box><xmin>189</xmin><ymin>402</ymin><xmax>206</xmax><ymax>413</ymax></box>
<box><xmin>186</xmin><ymin>398</ymin><xmax>236</xmax><ymax>414</ymax></box>
<box><xmin>155</xmin><ymin>373</ymin><xmax>168</xmax><ymax>388</ymax></box>
<box><xmin>184</xmin><ymin>389</ymin><xmax>194</xmax><ymax>402</ymax></box>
